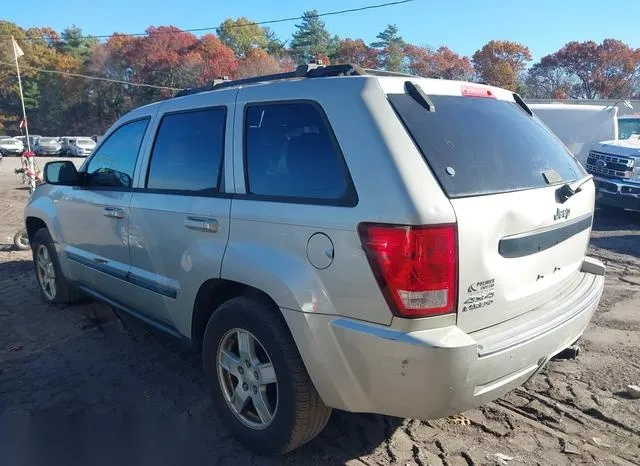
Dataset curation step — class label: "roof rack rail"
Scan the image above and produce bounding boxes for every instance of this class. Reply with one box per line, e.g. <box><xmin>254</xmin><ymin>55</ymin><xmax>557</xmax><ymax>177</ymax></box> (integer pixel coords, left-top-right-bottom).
<box><xmin>362</xmin><ymin>68</ymin><xmax>415</xmax><ymax>78</ymax></box>
<box><xmin>174</xmin><ymin>63</ymin><xmax>405</xmax><ymax>98</ymax></box>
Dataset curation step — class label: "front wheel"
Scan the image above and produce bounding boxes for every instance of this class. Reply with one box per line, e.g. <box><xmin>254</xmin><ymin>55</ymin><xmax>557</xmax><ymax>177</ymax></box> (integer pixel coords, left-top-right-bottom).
<box><xmin>203</xmin><ymin>296</ymin><xmax>332</xmax><ymax>455</ymax></box>
<box><xmin>31</xmin><ymin>228</ymin><xmax>82</xmax><ymax>304</ymax></box>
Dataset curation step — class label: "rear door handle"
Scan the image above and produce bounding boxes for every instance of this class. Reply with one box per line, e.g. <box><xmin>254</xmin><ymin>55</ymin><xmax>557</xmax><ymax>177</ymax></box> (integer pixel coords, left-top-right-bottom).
<box><xmin>185</xmin><ymin>216</ymin><xmax>219</xmax><ymax>233</ymax></box>
<box><xmin>103</xmin><ymin>206</ymin><xmax>124</xmax><ymax>219</ymax></box>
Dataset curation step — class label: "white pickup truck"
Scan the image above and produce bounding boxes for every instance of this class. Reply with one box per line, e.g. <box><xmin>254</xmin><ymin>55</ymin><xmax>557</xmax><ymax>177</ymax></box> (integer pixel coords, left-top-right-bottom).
<box><xmin>530</xmin><ymin>104</ymin><xmax>640</xmax><ymax>211</ymax></box>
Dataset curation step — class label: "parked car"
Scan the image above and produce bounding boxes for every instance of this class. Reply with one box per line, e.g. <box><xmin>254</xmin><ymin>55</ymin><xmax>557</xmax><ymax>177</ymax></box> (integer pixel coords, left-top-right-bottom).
<box><xmin>15</xmin><ymin>135</ymin><xmax>41</xmax><ymax>151</ymax></box>
<box><xmin>0</xmin><ymin>136</ymin><xmax>24</xmax><ymax>156</ymax></box>
<box><xmin>69</xmin><ymin>137</ymin><xmax>96</xmax><ymax>157</ymax></box>
<box><xmin>25</xmin><ymin>64</ymin><xmax>606</xmax><ymax>455</ymax></box>
<box><xmin>587</xmin><ymin>137</ymin><xmax>640</xmax><ymax>211</ymax></box>
<box><xmin>34</xmin><ymin>137</ymin><xmax>62</xmax><ymax>156</ymax></box>
<box><xmin>59</xmin><ymin>137</ymin><xmax>78</xmax><ymax>155</ymax></box>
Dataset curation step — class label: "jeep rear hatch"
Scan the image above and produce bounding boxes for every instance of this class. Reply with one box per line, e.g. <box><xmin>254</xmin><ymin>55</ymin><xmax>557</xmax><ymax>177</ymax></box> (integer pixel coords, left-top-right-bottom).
<box><xmin>386</xmin><ymin>80</ymin><xmax>594</xmax><ymax>332</ymax></box>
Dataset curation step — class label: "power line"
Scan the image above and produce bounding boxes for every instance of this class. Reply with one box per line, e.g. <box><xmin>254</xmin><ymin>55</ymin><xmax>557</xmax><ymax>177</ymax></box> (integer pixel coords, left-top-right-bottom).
<box><xmin>1</xmin><ymin>0</ymin><xmax>415</xmax><ymax>40</ymax></box>
<box><xmin>0</xmin><ymin>61</ymin><xmax>183</xmax><ymax>91</ymax></box>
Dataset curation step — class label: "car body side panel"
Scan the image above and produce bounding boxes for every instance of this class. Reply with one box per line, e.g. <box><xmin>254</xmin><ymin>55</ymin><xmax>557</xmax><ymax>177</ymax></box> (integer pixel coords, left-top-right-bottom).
<box><xmin>126</xmin><ymin>89</ymin><xmax>237</xmax><ymax>336</ymax></box>
<box><xmin>225</xmin><ymin>77</ymin><xmax>456</xmax><ymax>325</ymax></box>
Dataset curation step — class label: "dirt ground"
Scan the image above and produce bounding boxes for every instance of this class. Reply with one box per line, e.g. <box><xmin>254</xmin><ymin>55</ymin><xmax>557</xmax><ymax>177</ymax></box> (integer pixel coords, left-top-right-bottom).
<box><xmin>0</xmin><ymin>156</ymin><xmax>639</xmax><ymax>466</ymax></box>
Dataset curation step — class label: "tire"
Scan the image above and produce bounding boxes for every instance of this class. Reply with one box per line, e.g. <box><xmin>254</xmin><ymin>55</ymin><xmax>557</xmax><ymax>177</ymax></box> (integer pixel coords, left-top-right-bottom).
<box><xmin>31</xmin><ymin>228</ymin><xmax>82</xmax><ymax>304</ymax></box>
<box><xmin>203</xmin><ymin>296</ymin><xmax>332</xmax><ymax>455</ymax></box>
<box><xmin>13</xmin><ymin>229</ymin><xmax>30</xmax><ymax>250</ymax></box>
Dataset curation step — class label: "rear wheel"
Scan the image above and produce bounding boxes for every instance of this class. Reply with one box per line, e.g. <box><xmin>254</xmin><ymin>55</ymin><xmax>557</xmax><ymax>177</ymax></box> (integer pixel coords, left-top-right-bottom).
<box><xmin>203</xmin><ymin>296</ymin><xmax>331</xmax><ymax>455</ymax></box>
<box><xmin>31</xmin><ymin>228</ymin><xmax>82</xmax><ymax>304</ymax></box>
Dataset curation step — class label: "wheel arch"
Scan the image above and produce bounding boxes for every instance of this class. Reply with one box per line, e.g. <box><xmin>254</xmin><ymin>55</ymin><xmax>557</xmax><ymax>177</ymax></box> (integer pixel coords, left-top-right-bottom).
<box><xmin>26</xmin><ymin>216</ymin><xmax>48</xmax><ymax>243</ymax></box>
<box><xmin>191</xmin><ymin>278</ymin><xmax>285</xmax><ymax>351</ymax></box>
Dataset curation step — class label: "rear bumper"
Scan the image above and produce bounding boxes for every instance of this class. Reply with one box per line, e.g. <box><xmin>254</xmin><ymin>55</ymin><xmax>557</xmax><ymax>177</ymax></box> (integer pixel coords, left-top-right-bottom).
<box><xmin>594</xmin><ymin>177</ymin><xmax>640</xmax><ymax>210</ymax></box>
<box><xmin>283</xmin><ymin>264</ymin><xmax>604</xmax><ymax>420</ymax></box>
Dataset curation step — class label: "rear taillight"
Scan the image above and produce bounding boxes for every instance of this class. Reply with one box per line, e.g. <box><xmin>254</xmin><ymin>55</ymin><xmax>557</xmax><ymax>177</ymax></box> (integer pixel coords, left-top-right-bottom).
<box><xmin>358</xmin><ymin>223</ymin><xmax>458</xmax><ymax>318</ymax></box>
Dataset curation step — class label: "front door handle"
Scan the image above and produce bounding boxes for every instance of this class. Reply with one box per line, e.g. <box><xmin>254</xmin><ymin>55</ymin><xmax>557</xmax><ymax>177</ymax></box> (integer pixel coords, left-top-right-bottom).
<box><xmin>103</xmin><ymin>206</ymin><xmax>124</xmax><ymax>219</ymax></box>
<box><xmin>185</xmin><ymin>216</ymin><xmax>219</xmax><ymax>233</ymax></box>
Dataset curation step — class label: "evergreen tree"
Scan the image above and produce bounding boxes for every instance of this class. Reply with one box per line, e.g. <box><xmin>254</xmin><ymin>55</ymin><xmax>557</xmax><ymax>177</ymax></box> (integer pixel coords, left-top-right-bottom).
<box><xmin>290</xmin><ymin>10</ymin><xmax>332</xmax><ymax>63</ymax></box>
<box><xmin>371</xmin><ymin>24</ymin><xmax>405</xmax><ymax>72</ymax></box>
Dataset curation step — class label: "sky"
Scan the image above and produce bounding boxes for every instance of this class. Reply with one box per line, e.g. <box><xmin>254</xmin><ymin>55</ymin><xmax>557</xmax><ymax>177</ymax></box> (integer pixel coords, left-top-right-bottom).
<box><xmin>4</xmin><ymin>0</ymin><xmax>640</xmax><ymax>61</ymax></box>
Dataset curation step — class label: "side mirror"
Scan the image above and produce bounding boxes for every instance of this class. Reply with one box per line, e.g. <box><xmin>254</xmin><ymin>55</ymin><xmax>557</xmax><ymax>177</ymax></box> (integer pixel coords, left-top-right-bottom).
<box><xmin>44</xmin><ymin>161</ymin><xmax>79</xmax><ymax>186</ymax></box>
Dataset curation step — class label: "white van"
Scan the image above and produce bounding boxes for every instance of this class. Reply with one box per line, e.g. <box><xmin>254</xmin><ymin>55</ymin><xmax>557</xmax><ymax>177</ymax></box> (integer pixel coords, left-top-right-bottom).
<box><xmin>531</xmin><ymin>104</ymin><xmax>640</xmax><ymax>211</ymax></box>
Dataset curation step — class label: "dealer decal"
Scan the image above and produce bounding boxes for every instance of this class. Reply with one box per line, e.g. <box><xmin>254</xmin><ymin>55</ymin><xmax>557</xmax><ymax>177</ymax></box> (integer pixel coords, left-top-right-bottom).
<box><xmin>463</xmin><ymin>278</ymin><xmax>496</xmax><ymax>313</ymax></box>
<box><xmin>467</xmin><ymin>278</ymin><xmax>495</xmax><ymax>294</ymax></box>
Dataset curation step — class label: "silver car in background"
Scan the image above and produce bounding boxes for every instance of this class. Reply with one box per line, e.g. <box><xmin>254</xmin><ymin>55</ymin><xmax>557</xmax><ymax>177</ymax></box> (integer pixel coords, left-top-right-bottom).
<box><xmin>34</xmin><ymin>137</ymin><xmax>63</xmax><ymax>156</ymax></box>
<box><xmin>0</xmin><ymin>137</ymin><xmax>24</xmax><ymax>156</ymax></box>
<box><xmin>70</xmin><ymin>137</ymin><xmax>96</xmax><ymax>157</ymax></box>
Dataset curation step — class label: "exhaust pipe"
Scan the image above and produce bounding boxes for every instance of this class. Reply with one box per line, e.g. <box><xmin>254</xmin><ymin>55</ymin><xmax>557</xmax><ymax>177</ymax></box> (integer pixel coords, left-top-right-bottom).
<box><xmin>552</xmin><ymin>345</ymin><xmax>580</xmax><ymax>360</ymax></box>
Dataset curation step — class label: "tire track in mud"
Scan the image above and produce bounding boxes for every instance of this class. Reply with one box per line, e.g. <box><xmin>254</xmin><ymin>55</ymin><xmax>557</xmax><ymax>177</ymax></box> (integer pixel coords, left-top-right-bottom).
<box><xmin>491</xmin><ymin>398</ymin><xmax>638</xmax><ymax>466</ymax></box>
<box><xmin>517</xmin><ymin>388</ymin><xmax>640</xmax><ymax>436</ymax></box>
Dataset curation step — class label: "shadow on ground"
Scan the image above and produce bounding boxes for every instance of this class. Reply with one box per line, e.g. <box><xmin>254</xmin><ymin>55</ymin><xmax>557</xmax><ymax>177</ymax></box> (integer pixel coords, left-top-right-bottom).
<box><xmin>593</xmin><ymin>207</ymin><xmax>640</xmax><ymax>232</ymax></box>
<box><xmin>0</xmin><ymin>258</ymin><xmax>32</xmax><ymax>274</ymax></box>
<box><xmin>590</xmin><ymin>235</ymin><xmax>640</xmax><ymax>258</ymax></box>
<box><xmin>0</xmin><ymin>261</ymin><xmax>397</xmax><ymax>465</ymax></box>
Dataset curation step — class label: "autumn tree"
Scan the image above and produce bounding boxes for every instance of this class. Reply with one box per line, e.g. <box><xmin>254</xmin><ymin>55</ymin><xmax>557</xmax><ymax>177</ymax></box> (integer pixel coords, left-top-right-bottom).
<box><xmin>524</xmin><ymin>57</ymin><xmax>574</xmax><ymax>98</ymax></box>
<box><xmin>194</xmin><ymin>33</ymin><xmax>239</xmax><ymax>83</ymax></box>
<box><xmin>0</xmin><ymin>21</ymin><xmax>83</xmax><ymax>134</ymax></box>
<box><xmin>331</xmin><ymin>39</ymin><xmax>378</xmax><ymax>68</ymax></box>
<box><xmin>236</xmin><ymin>49</ymin><xmax>282</xmax><ymax>78</ymax></box>
<box><xmin>597</xmin><ymin>39</ymin><xmax>640</xmax><ymax>98</ymax></box>
<box><xmin>217</xmin><ymin>17</ymin><xmax>268</xmax><ymax>57</ymax></box>
<box><xmin>371</xmin><ymin>24</ymin><xmax>405</xmax><ymax>72</ymax></box>
<box><xmin>290</xmin><ymin>10</ymin><xmax>337</xmax><ymax>64</ymax></box>
<box><xmin>472</xmin><ymin>40</ymin><xmax>531</xmax><ymax>91</ymax></box>
<box><xmin>405</xmin><ymin>45</ymin><xmax>473</xmax><ymax>80</ymax></box>
<box><xmin>526</xmin><ymin>39</ymin><xmax>640</xmax><ymax>99</ymax></box>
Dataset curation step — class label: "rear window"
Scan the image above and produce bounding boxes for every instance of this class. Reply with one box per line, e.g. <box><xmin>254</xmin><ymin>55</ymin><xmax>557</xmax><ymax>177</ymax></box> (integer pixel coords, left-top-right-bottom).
<box><xmin>388</xmin><ymin>93</ymin><xmax>585</xmax><ymax>198</ymax></box>
<box><xmin>244</xmin><ymin>102</ymin><xmax>356</xmax><ymax>205</ymax></box>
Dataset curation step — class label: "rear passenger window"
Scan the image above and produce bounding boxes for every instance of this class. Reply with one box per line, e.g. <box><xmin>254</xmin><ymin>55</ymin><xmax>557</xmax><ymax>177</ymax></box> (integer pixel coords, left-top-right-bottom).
<box><xmin>244</xmin><ymin>102</ymin><xmax>354</xmax><ymax>204</ymax></box>
<box><xmin>147</xmin><ymin>108</ymin><xmax>226</xmax><ymax>193</ymax></box>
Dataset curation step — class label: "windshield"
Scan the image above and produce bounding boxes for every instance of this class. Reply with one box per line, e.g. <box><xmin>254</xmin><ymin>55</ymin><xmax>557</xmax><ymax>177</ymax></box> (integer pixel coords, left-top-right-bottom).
<box><xmin>39</xmin><ymin>137</ymin><xmax>58</xmax><ymax>144</ymax></box>
<box><xmin>388</xmin><ymin>93</ymin><xmax>585</xmax><ymax>198</ymax></box>
<box><xmin>618</xmin><ymin>118</ymin><xmax>640</xmax><ymax>139</ymax></box>
<box><xmin>76</xmin><ymin>138</ymin><xmax>95</xmax><ymax>145</ymax></box>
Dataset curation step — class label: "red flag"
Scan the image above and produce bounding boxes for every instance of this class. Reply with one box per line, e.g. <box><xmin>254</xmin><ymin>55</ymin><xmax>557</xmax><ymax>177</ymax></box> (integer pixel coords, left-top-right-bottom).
<box><xmin>19</xmin><ymin>119</ymin><xmax>27</xmax><ymax>129</ymax></box>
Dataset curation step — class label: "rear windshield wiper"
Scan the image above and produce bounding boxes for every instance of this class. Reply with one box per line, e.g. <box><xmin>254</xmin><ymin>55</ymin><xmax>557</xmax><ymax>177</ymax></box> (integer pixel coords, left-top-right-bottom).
<box><xmin>556</xmin><ymin>174</ymin><xmax>593</xmax><ymax>203</ymax></box>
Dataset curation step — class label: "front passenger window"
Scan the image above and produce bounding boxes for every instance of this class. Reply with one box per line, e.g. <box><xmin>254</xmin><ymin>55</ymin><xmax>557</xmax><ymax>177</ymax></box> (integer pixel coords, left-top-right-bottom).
<box><xmin>86</xmin><ymin>118</ymin><xmax>149</xmax><ymax>188</ymax></box>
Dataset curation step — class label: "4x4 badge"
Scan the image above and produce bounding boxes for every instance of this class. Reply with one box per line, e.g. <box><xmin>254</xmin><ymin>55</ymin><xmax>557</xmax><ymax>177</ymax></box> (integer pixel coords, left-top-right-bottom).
<box><xmin>554</xmin><ymin>207</ymin><xmax>570</xmax><ymax>221</ymax></box>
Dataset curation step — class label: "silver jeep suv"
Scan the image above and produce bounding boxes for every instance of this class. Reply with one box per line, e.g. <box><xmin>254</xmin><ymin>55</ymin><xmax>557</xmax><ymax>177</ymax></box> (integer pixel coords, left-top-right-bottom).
<box><xmin>25</xmin><ymin>64</ymin><xmax>605</xmax><ymax>455</ymax></box>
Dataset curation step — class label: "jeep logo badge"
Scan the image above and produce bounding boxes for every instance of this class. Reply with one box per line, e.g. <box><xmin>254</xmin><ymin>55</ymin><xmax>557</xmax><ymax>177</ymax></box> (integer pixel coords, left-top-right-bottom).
<box><xmin>554</xmin><ymin>208</ymin><xmax>570</xmax><ymax>221</ymax></box>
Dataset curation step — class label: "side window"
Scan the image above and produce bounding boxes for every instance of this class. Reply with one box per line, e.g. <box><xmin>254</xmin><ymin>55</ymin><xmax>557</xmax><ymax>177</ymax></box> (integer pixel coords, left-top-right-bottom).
<box><xmin>244</xmin><ymin>102</ymin><xmax>353</xmax><ymax>203</ymax></box>
<box><xmin>86</xmin><ymin>118</ymin><xmax>149</xmax><ymax>189</ymax></box>
<box><xmin>146</xmin><ymin>108</ymin><xmax>226</xmax><ymax>193</ymax></box>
